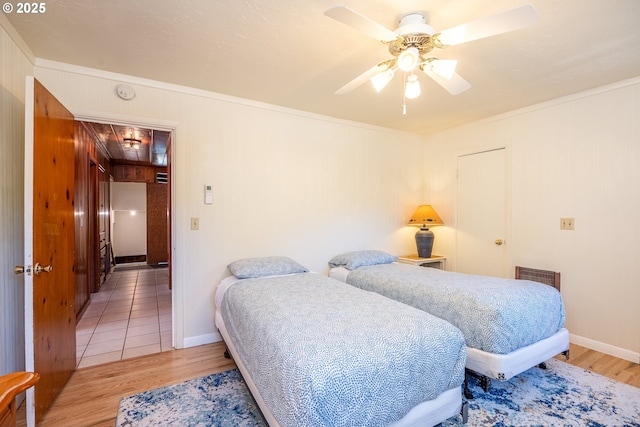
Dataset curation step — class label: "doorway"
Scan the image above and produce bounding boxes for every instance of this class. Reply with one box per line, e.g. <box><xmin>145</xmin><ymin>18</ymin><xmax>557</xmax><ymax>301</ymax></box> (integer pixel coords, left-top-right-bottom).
<box><xmin>75</xmin><ymin>120</ymin><xmax>173</xmax><ymax>368</ymax></box>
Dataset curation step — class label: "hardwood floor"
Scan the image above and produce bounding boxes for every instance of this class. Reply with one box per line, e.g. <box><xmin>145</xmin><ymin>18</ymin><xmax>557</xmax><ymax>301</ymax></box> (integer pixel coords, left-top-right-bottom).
<box><xmin>18</xmin><ymin>342</ymin><xmax>235</xmax><ymax>427</ymax></box>
<box><xmin>17</xmin><ymin>342</ymin><xmax>638</xmax><ymax>426</ymax></box>
<box><xmin>555</xmin><ymin>343</ymin><xmax>640</xmax><ymax>388</ymax></box>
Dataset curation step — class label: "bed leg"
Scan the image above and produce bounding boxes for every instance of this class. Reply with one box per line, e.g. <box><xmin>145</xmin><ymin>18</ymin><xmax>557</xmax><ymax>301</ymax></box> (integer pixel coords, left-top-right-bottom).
<box><xmin>562</xmin><ymin>349</ymin><xmax>570</xmax><ymax>360</ymax></box>
<box><xmin>479</xmin><ymin>375</ymin><xmax>491</xmax><ymax>392</ymax></box>
<box><xmin>223</xmin><ymin>348</ymin><xmax>232</xmax><ymax>359</ymax></box>
<box><xmin>465</xmin><ymin>368</ymin><xmax>491</xmax><ymax>393</ymax></box>
<box><xmin>463</xmin><ymin>373</ymin><xmax>474</xmax><ymax>400</ymax></box>
<box><xmin>461</xmin><ymin>401</ymin><xmax>469</xmax><ymax>424</ymax></box>
<box><xmin>537</xmin><ymin>362</ymin><xmax>547</xmax><ymax>369</ymax></box>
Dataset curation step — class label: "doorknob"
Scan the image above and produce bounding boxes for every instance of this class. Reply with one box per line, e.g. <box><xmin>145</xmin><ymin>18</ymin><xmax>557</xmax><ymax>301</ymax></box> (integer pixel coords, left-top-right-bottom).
<box><xmin>34</xmin><ymin>263</ymin><xmax>53</xmax><ymax>275</ymax></box>
<box><xmin>494</xmin><ymin>239</ymin><xmax>504</xmax><ymax>246</ymax></box>
<box><xmin>14</xmin><ymin>263</ymin><xmax>53</xmax><ymax>275</ymax></box>
<box><xmin>14</xmin><ymin>265</ymin><xmax>31</xmax><ymax>275</ymax></box>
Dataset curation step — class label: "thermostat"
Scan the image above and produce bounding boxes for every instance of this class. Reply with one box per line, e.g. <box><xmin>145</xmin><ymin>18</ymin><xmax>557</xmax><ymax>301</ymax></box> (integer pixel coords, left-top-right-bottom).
<box><xmin>204</xmin><ymin>185</ymin><xmax>213</xmax><ymax>204</ymax></box>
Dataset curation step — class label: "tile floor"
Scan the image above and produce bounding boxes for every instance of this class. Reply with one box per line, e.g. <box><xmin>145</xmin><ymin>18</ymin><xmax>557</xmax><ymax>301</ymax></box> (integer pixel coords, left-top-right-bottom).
<box><xmin>75</xmin><ymin>265</ymin><xmax>173</xmax><ymax>368</ymax></box>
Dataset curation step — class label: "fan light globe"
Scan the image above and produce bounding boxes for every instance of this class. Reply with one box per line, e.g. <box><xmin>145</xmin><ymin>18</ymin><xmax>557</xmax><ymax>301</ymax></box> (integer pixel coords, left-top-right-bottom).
<box><xmin>370</xmin><ymin>69</ymin><xmax>395</xmax><ymax>92</ymax></box>
<box><xmin>405</xmin><ymin>74</ymin><xmax>421</xmax><ymax>99</ymax></box>
<box><xmin>398</xmin><ymin>47</ymin><xmax>420</xmax><ymax>72</ymax></box>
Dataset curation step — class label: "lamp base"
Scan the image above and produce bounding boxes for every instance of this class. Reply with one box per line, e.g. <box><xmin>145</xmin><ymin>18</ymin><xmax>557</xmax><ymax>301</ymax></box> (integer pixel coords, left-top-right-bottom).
<box><xmin>415</xmin><ymin>228</ymin><xmax>434</xmax><ymax>258</ymax></box>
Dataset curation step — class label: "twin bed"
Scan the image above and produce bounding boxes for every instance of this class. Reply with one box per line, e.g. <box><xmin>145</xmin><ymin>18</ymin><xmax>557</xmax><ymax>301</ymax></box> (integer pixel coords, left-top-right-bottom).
<box><xmin>215</xmin><ymin>251</ymin><xmax>569</xmax><ymax>425</ymax></box>
<box><xmin>215</xmin><ymin>256</ymin><xmax>467</xmax><ymax>427</ymax></box>
<box><xmin>328</xmin><ymin>250</ymin><xmax>570</xmax><ymax>394</ymax></box>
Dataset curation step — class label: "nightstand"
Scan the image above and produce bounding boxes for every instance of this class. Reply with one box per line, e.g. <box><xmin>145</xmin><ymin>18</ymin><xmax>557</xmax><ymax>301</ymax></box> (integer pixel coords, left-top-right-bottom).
<box><xmin>397</xmin><ymin>254</ymin><xmax>447</xmax><ymax>270</ymax></box>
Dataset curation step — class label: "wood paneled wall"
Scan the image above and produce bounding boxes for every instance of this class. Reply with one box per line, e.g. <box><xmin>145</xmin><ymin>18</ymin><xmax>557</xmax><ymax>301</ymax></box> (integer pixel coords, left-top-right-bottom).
<box><xmin>73</xmin><ymin>123</ymin><xmax>90</xmax><ymax>318</ymax></box>
<box><xmin>74</xmin><ymin>123</ymin><xmax>111</xmax><ymax>319</ymax></box>
<box><xmin>111</xmin><ymin>164</ymin><xmax>157</xmax><ymax>183</ymax></box>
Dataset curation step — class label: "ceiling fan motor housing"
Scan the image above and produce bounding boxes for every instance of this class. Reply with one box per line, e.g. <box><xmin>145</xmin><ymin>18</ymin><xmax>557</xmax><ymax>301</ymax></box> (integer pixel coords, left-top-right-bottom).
<box><xmin>396</xmin><ymin>13</ymin><xmax>434</xmax><ymax>36</ymax></box>
<box><xmin>390</xmin><ymin>13</ymin><xmax>439</xmax><ymax>57</ymax></box>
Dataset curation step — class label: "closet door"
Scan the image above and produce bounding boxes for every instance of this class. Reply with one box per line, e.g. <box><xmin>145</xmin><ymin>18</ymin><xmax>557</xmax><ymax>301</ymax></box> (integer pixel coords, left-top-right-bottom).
<box><xmin>456</xmin><ymin>148</ymin><xmax>508</xmax><ymax>277</ymax></box>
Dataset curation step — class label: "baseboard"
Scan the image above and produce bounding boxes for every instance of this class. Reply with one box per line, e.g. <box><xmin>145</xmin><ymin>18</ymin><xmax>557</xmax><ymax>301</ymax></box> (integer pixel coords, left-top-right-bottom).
<box><xmin>182</xmin><ymin>332</ymin><xmax>222</xmax><ymax>349</ymax></box>
<box><xmin>570</xmin><ymin>334</ymin><xmax>640</xmax><ymax>364</ymax></box>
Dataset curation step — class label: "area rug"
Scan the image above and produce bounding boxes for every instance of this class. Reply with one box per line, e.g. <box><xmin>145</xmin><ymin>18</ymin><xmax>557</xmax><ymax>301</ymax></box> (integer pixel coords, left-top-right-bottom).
<box><xmin>116</xmin><ymin>369</ymin><xmax>266</xmax><ymax>426</ymax></box>
<box><xmin>443</xmin><ymin>358</ymin><xmax>640</xmax><ymax>426</ymax></box>
<box><xmin>117</xmin><ymin>359</ymin><xmax>640</xmax><ymax>426</ymax></box>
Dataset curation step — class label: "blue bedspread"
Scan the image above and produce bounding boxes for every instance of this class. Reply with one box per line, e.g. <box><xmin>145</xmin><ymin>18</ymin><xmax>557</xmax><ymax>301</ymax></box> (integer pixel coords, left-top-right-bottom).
<box><xmin>346</xmin><ymin>264</ymin><xmax>566</xmax><ymax>354</ymax></box>
<box><xmin>221</xmin><ymin>273</ymin><xmax>466</xmax><ymax>427</ymax></box>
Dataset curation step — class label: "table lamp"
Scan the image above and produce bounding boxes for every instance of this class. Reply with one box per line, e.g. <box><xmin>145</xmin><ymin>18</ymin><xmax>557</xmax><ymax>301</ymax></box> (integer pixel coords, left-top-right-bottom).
<box><xmin>408</xmin><ymin>205</ymin><xmax>444</xmax><ymax>258</ymax></box>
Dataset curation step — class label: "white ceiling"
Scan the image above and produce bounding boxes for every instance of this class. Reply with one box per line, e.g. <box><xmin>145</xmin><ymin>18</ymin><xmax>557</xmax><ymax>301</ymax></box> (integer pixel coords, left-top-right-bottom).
<box><xmin>6</xmin><ymin>0</ymin><xmax>640</xmax><ymax>136</ymax></box>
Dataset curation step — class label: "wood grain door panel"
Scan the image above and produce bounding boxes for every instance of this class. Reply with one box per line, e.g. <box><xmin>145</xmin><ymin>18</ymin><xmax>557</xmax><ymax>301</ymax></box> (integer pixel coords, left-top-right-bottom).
<box><xmin>31</xmin><ymin>78</ymin><xmax>76</xmax><ymax>421</ymax></box>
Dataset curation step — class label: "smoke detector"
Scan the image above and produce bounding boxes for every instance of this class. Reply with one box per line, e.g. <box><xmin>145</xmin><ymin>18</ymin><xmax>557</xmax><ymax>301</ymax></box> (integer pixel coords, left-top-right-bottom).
<box><xmin>116</xmin><ymin>84</ymin><xmax>136</xmax><ymax>100</ymax></box>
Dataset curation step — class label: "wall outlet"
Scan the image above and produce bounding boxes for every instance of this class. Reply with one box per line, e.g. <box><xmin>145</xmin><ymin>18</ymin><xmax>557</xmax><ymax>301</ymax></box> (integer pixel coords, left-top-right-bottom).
<box><xmin>191</xmin><ymin>217</ymin><xmax>199</xmax><ymax>230</ymax></box>
<box><xmin>560</xmin><ymin>217</ymin><xmax>575</xmax><ymax>230</ymax></box>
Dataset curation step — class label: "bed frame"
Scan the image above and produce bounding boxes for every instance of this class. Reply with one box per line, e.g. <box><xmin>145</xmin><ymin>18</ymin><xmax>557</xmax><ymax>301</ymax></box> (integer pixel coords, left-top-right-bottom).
<box><xmin>463</xmin><ymin>328</ymin><xmax>569</xmax><ymax>398</ymax></box>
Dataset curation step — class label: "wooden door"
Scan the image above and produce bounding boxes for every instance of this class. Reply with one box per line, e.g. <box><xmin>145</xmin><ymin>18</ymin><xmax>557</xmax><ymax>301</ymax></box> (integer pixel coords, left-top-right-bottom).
<box><xmin>456</xmin><ymin>148</ymin><xmax>508</xmax><ymax>277</ymax></box>
<box><xmin>23</xmin><ymin>77</ymin><xmax>76</xmax><ymax>424</ymax></box>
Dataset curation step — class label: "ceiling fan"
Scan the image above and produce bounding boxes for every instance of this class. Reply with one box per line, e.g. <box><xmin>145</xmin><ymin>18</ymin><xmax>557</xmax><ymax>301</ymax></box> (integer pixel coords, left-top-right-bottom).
<box><xmin>324</xmin><ymin>4</ymin><xmax>539</xmax><ymax>110</ymax></box>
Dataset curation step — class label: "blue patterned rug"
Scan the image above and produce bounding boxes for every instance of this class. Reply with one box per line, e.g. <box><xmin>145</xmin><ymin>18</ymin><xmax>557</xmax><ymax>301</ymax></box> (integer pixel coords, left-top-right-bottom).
<box><xmin>117</xmin><ymin>359</ymin><xmax>640</xmax><ymax>426</ymax></box>
<box><xmin>116</xmin><ymin>369</ymin><xmax>267</xmax><ymax>426</ymax></box>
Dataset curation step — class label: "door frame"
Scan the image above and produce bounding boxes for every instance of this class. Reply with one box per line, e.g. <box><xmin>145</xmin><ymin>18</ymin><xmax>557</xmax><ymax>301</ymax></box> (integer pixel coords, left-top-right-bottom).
<box><xmin>88</xmin><ymin>157</ymin><xmax>99</xmax><ymax>293</ymax></box>
<box><xmin>453</xmin><ymin>144</ymin><xmax>512</xmax><ymax>277</ymax></box>
<box><xmin>73</xmin><ymin>110</ymin><xmax>180</xmax><ymax>348</ymax></box>
<box><xmin>24</xmin><ymin>76</ymin><xmax>35</xmax><ymax>427</ymax></box>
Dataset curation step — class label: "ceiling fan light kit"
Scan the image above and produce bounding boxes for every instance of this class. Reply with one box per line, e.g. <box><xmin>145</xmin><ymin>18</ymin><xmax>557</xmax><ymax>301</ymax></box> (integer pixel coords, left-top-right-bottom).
<box><xmin>371</xmin><ymin>68</ymin><xmax>395</xmax><ymax>92</ymax></box>
<box><xmin>397</xmin><ymin>47</ymin><xmax>420</xmax><ymax>72</ymax></box>
<box><xmin>324</xmin><ymin>4</ymin><xmax>539</xmax><ymax>114</ymax></box>
<box><xmin>404</xmin><ymin>74</ymin><xmax>421</xmax><ymax>99</ymax></box>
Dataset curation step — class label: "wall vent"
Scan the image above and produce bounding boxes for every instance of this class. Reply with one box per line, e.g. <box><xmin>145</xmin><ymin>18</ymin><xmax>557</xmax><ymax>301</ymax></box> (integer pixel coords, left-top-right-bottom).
<box><xmin>156</xmin><ymin>172</ymin><xmax>168</xmax><ymax>184</ymax></box>
<box><xmin>515</xmin><ymin>266</ymin><xmax>560</xmax><ymax>291</ymax></box>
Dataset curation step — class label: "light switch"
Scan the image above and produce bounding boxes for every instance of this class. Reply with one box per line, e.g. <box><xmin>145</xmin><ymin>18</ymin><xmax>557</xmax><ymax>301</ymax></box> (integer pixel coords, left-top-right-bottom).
<box><xmin>191</xmin><ymin>217</ymin><xmax>199</xmax><ymax>230</ymax></box>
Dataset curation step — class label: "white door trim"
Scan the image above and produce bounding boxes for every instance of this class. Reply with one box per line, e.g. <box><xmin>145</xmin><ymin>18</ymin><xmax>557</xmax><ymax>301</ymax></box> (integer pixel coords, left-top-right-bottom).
<box><xmin>71</xmin><ymin>109</ymin><xmax>182</xmax><ymax>350</ymax></box>
<box><xmin>24</xmin><ymin>75</ymin><xmax>36</xmax><ymax>427</ymax></box>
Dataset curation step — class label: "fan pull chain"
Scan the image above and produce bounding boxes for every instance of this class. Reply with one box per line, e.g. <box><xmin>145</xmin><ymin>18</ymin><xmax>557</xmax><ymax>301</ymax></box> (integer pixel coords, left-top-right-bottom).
<box><xmin>402</xmin><ymin>71</ymin><xmax>407</xmax><ymax>115</ymax></box>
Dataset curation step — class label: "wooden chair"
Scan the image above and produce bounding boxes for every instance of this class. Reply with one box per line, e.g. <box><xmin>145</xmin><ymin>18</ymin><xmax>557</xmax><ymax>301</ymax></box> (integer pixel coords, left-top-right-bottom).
<box><xmin>0</xmin><ymin>372</ymin><xmax>39</xmax><ymax>427</ymax></box>
<box><xmin>515</xmin><ymin>266</ymin><xmax>561</xmax><ymax>291</ymax></box>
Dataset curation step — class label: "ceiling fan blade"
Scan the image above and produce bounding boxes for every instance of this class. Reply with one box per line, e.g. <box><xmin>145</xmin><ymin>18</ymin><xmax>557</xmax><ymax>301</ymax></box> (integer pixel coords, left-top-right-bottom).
<box><xmin>324</xmin><ymin>5</ymin><xmax>400</xmax><ymax>43</ymax></box>
<box><xmin>335</xmin><ymin>63</ymin><xmax>391</xmax><ymax>95</ymax></box>
<box><xmin>438</xmin><ymin>4</ymin><xmax>539</xmax><ymax>46</ymax></box>
<box><xmin>423</xmin><ymin>69</ymin><xmax>472</xmax><ymax>95</ymax></box>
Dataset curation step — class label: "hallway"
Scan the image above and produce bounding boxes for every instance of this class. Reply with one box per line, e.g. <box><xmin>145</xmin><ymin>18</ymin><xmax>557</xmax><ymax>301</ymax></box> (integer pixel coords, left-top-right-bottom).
<box><xmin>75</xmin><ymin>266</ymin><xmax>172</xmax><ymax>368</ymax></box>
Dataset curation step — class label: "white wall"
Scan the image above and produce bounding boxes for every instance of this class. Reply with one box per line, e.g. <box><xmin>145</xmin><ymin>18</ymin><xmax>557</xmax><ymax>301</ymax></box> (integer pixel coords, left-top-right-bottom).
<box><xmin>111</xmin><ymin>182</ymin><xmax>147</xmax><ymax>257</ymax></box>
<box><xmin>5</xmin><ymin>14</ymin><xmax>636</xmax><ymax>364</ymax></box>
<box><xmin>0</xmin><ymin>17</ymin><xmax>34</xmax><ymax>376</ymax></box>
<box><xmin>424</xmin><ymin>78</ymin><xmax>640</xmax><ymax>362</ymax></box>
<box><xmin>33</xmin><ymin>62</ymin><xmax>425</xmax><ymax>348</ymax></box>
